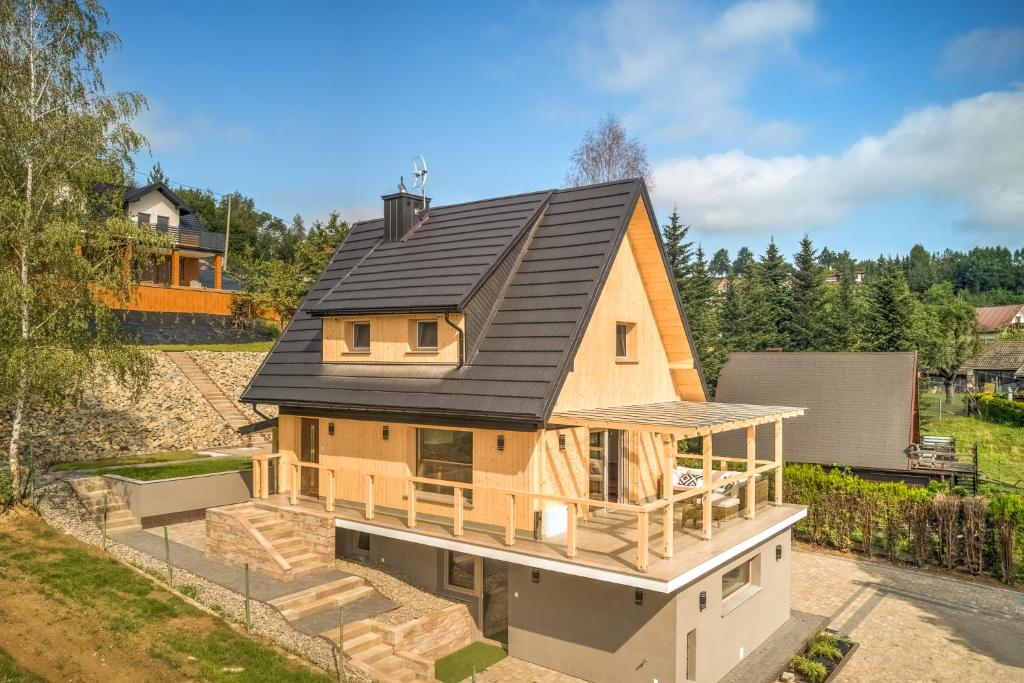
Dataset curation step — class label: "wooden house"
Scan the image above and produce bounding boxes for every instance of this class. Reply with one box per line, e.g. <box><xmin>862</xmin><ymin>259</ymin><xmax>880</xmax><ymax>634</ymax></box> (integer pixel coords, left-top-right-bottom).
<box><xmin>229</xmin><ymin>180</ymin><xmax>806</xmax><ymax>682</ymax></box>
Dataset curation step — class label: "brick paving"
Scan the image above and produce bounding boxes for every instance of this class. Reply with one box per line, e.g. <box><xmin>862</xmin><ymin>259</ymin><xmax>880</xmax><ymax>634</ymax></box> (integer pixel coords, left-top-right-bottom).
<box><xmin>791</xmin><ymin>549</ymin><xmax>1024</xmax><ymax>682</ymax></box>
<box><xmin>471</xmin><ymin>657</ymin><xmax>586</xmax><ymax>683</ymax></box>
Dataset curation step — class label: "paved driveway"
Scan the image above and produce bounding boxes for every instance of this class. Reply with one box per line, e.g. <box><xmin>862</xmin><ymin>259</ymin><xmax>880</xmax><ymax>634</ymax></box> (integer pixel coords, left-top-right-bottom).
<box><xmin>792</xmin><ymin>549</ymin><xmax>1024</xmax><ymax>682</ymax></box>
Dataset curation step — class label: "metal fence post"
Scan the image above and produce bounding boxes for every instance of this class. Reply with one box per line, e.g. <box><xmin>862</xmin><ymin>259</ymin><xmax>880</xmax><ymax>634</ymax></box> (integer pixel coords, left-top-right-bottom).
<box><xmin>102</xmin><ymin>494</ymin><xmax>108</xmax><ymax>550</ymax></box>
<box><xmin>164</xmin><ymin>526</ymin><xmax>172</xmax><ymax>585</ymax></box>
<box><xmin>244</xmin><ymin>563</ymin><xmax>251</xmax><ymax>632</ymax></box>
<box><xmin>338</xmin><ymin>605</ymin><xmax>346</xmax><ymax>682</ymax></box>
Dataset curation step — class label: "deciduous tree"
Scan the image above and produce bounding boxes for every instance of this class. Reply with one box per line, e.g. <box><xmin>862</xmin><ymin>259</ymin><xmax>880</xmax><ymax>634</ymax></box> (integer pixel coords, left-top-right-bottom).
<box><xmin>919</xmin><ymin>282</ymin><xmax>981</xmax><ymax>400</ymax></box>
<box><xmin>565</xmin><ymin>114</ymin><xmax>653</xmax><ymax>188</ymax></box>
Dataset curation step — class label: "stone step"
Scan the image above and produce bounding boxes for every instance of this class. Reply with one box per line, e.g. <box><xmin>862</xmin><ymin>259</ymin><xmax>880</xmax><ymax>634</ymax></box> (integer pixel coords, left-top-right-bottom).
<box><xmin>277</xmin><ymin>585</ymin><xmax>374</xmax><ymax>621</ymax></box>
<box><xmin>269</xmin><ymin>576</ymin><xmax>363</xmax><ymax>610</ymax></box>
<box><xmin>342</xmin><ymin>619</ymin><xmax>372</xmax><ymax>640</ymax></box>
<box><xmin>374</xmin><ymin>654</ymin><xmax>415</xmax><ymax>674</ymax></box>
<box><xmin>271</xmin><ymin>536</ymin><xmax>307</xmax><ymax>554</ymax></box>
<box><xmin>357</xmin><ymin>643</ymin><xmax>394</xmax><ymax>666</ymax></box>
<box><xmin>338</xmin><ymin>631</ymin><xmax>381</xmax><ymax>655</ymax></box>
<box><xmin>260</xmin><ymin>525</ymin><xmax>295</xmax><ymax>542</ymax></box>
<box><xmin>387</xmin><ymin>668</ymin><xmax>418</xmax><ymax>683</ymax></box>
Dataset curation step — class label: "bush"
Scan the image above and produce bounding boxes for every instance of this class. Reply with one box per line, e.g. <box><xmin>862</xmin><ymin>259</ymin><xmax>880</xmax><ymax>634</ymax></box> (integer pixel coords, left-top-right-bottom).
<box><xmin>790</xmin><ymin>654</ymin><xmax>828</xmax><ymax>683</ymax></box>
<box><xmin>976</xmin><ymin>394</ymin><xmax>1024</xmax><ymax>427</ymax></box>
<box><xmin>988</xmin><ymin>495</ymin><xmax>1024</xmax><ymax>586</ymax></box>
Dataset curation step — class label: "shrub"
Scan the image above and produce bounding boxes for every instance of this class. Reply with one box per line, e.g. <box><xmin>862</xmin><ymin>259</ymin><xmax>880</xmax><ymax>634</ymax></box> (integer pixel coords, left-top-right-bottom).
<box><xmin>988</xmin><ymin>495</ymin><xmax>1024</xmax><ymax>586</ymax></box>
<box><xmin>790</xmin><ymin>654</ymin><xmax>828</xmax><ymax>683</ymax></box>
<box><xmin>806</xmin><ymin>633</ymin><xmax>843</xmax><ymax>662</ymax></box>
<box><xmin>932</xmin><ymin>493</ymin><xmax>961</xmax><ymax>570</ymax></box>
<box><xmin>903</xmin><ymin>488</ymin><xmax>933</xmax><ymax>566</ymax></box>
<box><xmin>976</xmin><ymin>394</ymin><xmax>1024</xmax><ymax>427</ymax></box>
<box><xmin>962</xmin><ymin>496</ymin><xmax>987</xmax><ymax>576</ymax></box>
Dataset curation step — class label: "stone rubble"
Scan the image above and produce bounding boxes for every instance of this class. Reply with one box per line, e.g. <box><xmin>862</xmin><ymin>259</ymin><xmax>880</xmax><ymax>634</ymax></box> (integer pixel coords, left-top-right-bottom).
<box><xmin>189</xmin><ymin>351</ymin><xmax>277</xmax><ymax>422</ymax></box>
<box><xmin>335</xmin><ymin>557</ymin><xmax>457</xmax><ymax>626</ymax></box>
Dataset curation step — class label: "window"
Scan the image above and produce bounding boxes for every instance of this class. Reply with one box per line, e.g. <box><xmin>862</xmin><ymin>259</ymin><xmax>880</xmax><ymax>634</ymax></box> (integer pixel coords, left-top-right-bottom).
<box><xmin>137</xmin><ymin>212</ymin><xmax>151</xmax><ymax>225</ymax></box>
<box><xmin>446</xmin><ymin>551</ymin><xmax>477</xmax><ymax>592</ymax></box>
<box><xmin>416</xmin><ymin>428</ymin><xmax>473</xmax><ymax>501</ymax></box>
<box><xmin>416</xmin><ymin>320</ymin><xmax>438</xmax><ymax>350</ymax></box>
<box><xmin>615</xmin><ymin>322</ymin><xmax>636</xmax><ymax>361</ymax></box>
<box><xmin>155</xmin><ymin>215</ymin><xmax>169</xmax><ymax>229</ymax></box>
<box><xmin>722</xmin><ymin>560</ymin><xmax>751</xmax><ymax>600</ymax></box>
<box><xmin>351</xmin><ymin>322</ymin><xmax>371</xmax><ymax>351</ymax></box>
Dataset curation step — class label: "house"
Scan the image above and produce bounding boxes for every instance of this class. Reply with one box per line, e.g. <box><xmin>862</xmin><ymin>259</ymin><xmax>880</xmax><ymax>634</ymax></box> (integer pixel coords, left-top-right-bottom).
<box><xmin>98</xmin><ymin>182</ymin><xmax>273</xmax><ymax>344</ymax></box>
<box><xmin>960</xmin><ymin>340</ymin><xmax>1024</xmax><ymax>392</ymax></box>
<box><xmin>224</xmin><ymin>179</ymin><xmax>808</xmax><ymax>682</ymax></box>
<box><xmin>823</xmin><ymin>269</ymin><xmax>865</xmax><ymax>285</ymax></box>
<box><xmin>713</xmin><ymin>352</ymin><xmax>942</xmax><ymax>486</ymax></box>
<box><xmin>975</xmin><ymin>304</ymin><xmax>1024</xmax><ymax>339</ymax></box>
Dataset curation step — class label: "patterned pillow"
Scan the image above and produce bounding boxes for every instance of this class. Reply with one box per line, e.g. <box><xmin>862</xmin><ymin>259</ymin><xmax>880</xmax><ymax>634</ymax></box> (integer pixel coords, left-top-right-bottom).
<box><xmin>678</xmin><ymin>472</ymin><xmax>701</xmax><ymax>487</ymax></box>
<box><xmin>719</xmin><ymin>481</ymin><xmax>736</xmax><ymax>496</ymax></box>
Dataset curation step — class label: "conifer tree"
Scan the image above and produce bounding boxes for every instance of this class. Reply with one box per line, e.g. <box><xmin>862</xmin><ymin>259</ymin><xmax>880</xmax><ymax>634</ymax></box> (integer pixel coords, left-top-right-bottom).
<box><xmin>147</xmin><ymin>161</ymin><xmax>168</xmax><ymax>185</ymax></box>
<box><xmin>752</xmin><ymin>239</ymin><xmax>792</xmax><ymax>349</ymax></box>
<box><xmin>788</xmin><ymin>236</ymin><xmax>828</xmax><ymax>350</ymax></box>
<box><xmin>827</xmin><ymin>253</ymin><xmax>862</xmax><ymax>351</ymax></box>
<box><xmin>661</xmin><ymin>206</ymin><xmax>693</xmax><ymax>284</ymax></box>
<box><xmin>732</xmin><ymin>246</ymin><xmax>755</xmax><ymax>275</ymax></box>
<box><xmin>863</xmin><ymin>258</ymin><xmax>921</xmax><ymax>351</ymax></box>
<box><xmin>681</xmin><ymin>246</ymin><xmax>723</xmax><ymax>385</ymax></box>
<box><xmin>709</xmin><ymin>248</ymin><xmax>732</xmax><ymax>276</ymax></box>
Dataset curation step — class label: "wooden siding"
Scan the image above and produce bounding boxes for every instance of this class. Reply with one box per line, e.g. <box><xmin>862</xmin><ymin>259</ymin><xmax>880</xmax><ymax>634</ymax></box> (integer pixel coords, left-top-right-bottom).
<box><xmin>625</xmin><ymin>197</ymin><xmax>704</xmax><ymax>401</ymax></box>
<box><xmin>103</xmin><ymin>283</ymin><xmax>236</xmax><ymax>315</ymax></box>
<box><xmin>322</xmin><ymin>313</ymin><xmax>463</xmax><ymax>364</ymax></box>
<box><xmin>282</xmin><ymin>415</ymin><xmax>538</xmax><ymax>531</ymax></box>
<box><xmin>535</xmin><ymin>428</ymin><xmax>589</xmax><ymax>502</ymax></box>
<box><xmin>553</xmin><ymin>213</ymin><xmax>680</xmax><ymax>411</ymax></box>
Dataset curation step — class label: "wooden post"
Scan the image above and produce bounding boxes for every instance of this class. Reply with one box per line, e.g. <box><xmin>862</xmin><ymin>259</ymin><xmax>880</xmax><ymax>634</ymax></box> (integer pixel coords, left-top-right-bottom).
<box><xmin>566</xmin><ymin>503</ymin><xmax>577</xmax><ymax>558</ymax></box>
<box><xmin>170</xmin><ymin>248</ymin><xmax>180</xmax><ymax>286</ymax></box>
<box><xmin>261</xmin><ymin>458</ymin><xmax>270</xmax><ymax>499</ymax></box>
<box><xmin>662</xmin><ymin>434</ymin><xmax>674</xmax><ymax>557</ymax></box>
<box><xmin>213</xmin><ymin>253</ymin><xmax>223</xmax><ymax>290</ymax></box>
<box><xmin>252</xmin><ymin>460</ymin><xmax>262</xmax><ymax>498</ymax></box>
<box><xmin>454</xmin><ymin>488</ymin><xmax>465</xmax><ymax>537</ymax></box>
<box><xmin>505</xmin><ymin>494</ymin><xmax>516</xmax><ymax>546</ymax></box>
<box><xmin>164</xmin><ymin>526</ymin><xmax>173</xmax><ymax>584</ymax></box>
<box><xmin>326</xmin><ymin>469</ymin><xmax>335</xmax><ymax>512</ymax></box>
<box><xmin>745</xmin><ymin>425</ymin><xmax>756</xmax><ymax>519</ymax></box>
<box><xmin>365</xmin><ymin>475</ymin><xmax>374</xmax><ymax>519</ymax></box>
<box><xmin>637</xmin><ymin>510</ymin><xmax>649</xmax><ymax>573</ymax></box>
<box><xmin>407</xmin><ymin>480</ymin><xmax>417</xmax><ymax>528</ymax></box>
<box><xmin>223</xmin><ymin>195</ymin><xmax>232</xmax><ymax>269</ymax></box>
<box><xmin>244</xmin><ymin>563</ymin><xmax>251</xmax><ymax>632</ymax></box>
<box><xmin>702</xmin><ymin>435</ymin><xmax>713</xmax><ymax>540</ymax></box>
<box><xmin>774</xmin><ymin>419</ymin><xmax>783</xmax><ymax>504</ymax></box>
<box><xmin>290</xmin><ymin>463</ymin><xmax>298</xmax><ymax>505</ymax></box>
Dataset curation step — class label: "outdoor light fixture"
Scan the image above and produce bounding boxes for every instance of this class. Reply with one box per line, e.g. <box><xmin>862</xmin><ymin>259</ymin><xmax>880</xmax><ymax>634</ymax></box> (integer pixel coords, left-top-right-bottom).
<box><xmin>776</xmin><ymin>544</ymin><xmax>782</xmax><ymax>561</ymax></box>
<box><xmin>382</xmin><ymin>425</ymin><xmax>389</xmax><ymax>440</ymax></box>
<box><xmin>328</xmin><ymin>423</ymin><xmax>335</xmax><ymax>436</ymax></box>
<box><xmin>558</xmin><ymin>433</ymin><xmax>566</xmax><ymax>450</ymax></box>
<box><xmin>635</xmin><ymin>589</ymin><xmax>644</xmax><ymax>605</ymax></box>
<box><xmin>699</xmin><ymin>591</ymin><xmax>707</xmax><ymax>611</ymax></box>
<box><xmin>497</xmin><ymin>434</ymin><xmax>505</xmax><ymax>451</ymax></box>
<box><xmin>532</xmin><ymin>569</ymin><xmax>540</xmax><ymax>583</ymax></box>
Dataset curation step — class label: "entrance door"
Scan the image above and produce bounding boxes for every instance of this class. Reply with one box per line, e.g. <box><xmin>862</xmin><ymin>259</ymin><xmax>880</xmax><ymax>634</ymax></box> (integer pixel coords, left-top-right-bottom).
<box><xmin>299</xmin><ymin>418</ymin><xmax>320</xmax><ymax>498</ymax></box>
<box><xmin>589</xmin><ymin>429</ymin><xmax>631</xmax><ymax>504</ymax></box>
<box><xmin>482</xmin><ymin>558</ymin><xmax>508</xmax><ymax>644</ymax></box>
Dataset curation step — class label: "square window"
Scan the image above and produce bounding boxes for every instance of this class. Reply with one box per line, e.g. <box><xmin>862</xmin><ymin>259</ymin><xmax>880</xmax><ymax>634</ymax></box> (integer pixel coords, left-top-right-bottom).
<box><xmin>417</xmin><ymin>428</ymin><xmax>473</xmax><ymax>502</ymax></box>
<box><xmin>446</xmin><ymin>551</ymin><xmax>476</xmax><ymax>592</ymax></box>
<box><xmin>137</xmin><ymin>212</ymin><xmax>151</xmax><ymax>226</ymax></box>
<box><xmin>417</xmin><ymin>320</ymin><xmax>438</xmax><ymax>349</ymax></box>
<box><xmin>722</xmin><ymin>558</ymin><xmax>753</xmax><ymax>600</ymax></box>
<box><xmin>156</xmin><ymin>215</ymin><xmax>169</xmax><ymax>229</ymax></box>
<box><xmin>352</xmin><ymin>322</ymin><xmax>370</xmax><ymax>350</ymax></box>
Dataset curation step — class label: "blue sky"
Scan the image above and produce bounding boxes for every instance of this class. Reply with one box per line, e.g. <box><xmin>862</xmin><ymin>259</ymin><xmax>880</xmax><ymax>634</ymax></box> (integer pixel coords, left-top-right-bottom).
<box><xmin>104</xmin><ymin>0</ymin><xmax>1024</xmax><ymax>260</ymax></box>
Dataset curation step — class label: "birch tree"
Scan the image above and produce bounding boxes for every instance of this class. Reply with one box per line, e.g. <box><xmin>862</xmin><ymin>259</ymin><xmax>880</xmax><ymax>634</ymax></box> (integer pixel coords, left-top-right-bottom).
<box><xmin>1</xmin><ymin>0</ymin><xmax>163</xmax><ymax>495</ymax></box>
<box><xmin>565</xmin><ymin>114</ymin><xmax>653</xmax><ymax>188</ymax></box>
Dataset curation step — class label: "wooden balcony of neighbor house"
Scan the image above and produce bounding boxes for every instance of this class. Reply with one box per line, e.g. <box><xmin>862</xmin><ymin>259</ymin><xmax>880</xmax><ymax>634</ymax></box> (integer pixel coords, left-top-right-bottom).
<box><xmin>249</xmin><ymin>402</ymin><xmax>807</xmax><ymax>587</ymax></box>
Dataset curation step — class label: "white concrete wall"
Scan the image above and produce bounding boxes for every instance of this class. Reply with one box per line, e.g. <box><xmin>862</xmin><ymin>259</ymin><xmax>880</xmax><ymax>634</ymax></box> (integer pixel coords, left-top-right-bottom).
<box><xmin>127</xmin><ymin>190</ymin><xmax>180</xmax><ymax>227</ymax></box>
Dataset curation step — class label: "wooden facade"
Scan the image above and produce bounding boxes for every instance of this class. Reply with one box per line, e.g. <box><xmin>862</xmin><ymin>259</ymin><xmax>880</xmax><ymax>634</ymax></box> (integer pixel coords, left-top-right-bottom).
<box><xmin>322</xmin><ymin>313</ymin><xmax>463</xmax><ymax>364</ymax></box>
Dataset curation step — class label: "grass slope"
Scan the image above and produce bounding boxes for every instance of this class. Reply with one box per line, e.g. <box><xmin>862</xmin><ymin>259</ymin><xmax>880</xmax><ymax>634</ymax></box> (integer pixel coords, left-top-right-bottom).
<box><xmin>434</xmin><ymin>642</ymin><xmax>507</xmax><ymax>683</ymax></box>
<box><xmin>0</xmin><ymin>512</ymin><xmax>329</xmax><ymax>682</ymax></box>
<box><xmin>96</xmin><ymin>457</ymin><xmax>251</xmax><ymax>481</ymax></box>
<box><xmin>51</xmin><ymin>451</ymin><xmax>207</xmax><ymax>472</ymax></box>
<box><xmin>0</xmin><ymin>648</ymin><xmax>45</xmax><ymax>683</ymax></box>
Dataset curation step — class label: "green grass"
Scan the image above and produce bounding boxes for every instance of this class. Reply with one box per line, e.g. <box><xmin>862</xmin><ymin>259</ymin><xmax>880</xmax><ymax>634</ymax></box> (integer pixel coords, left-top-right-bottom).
<box><xmin>142</xmin><ymin>341</ymin><xmax>275</xmax><ymax>352</ymax></box>
<box><xmin>0</xmin><ymin>513</ymin><xmax>330</xmax><ymax>682</ymax></box>
<box><xmin>51</xmin><ymin>451</ymin><xmax>207</xmax><ymax>472</ymax></box>
<box><xmin>434</xmin><ymin>642</ymin><xmax>507</xmax><ymax>683</ymax></box>
<box><xmin>0</xmin><ymin>647</ymin><xmax>45</xmax><ymax>682</ymax></box>
<box><xmin>920</xmin><ymin>393</ymin><xmax>1024</xmax><ymax>489</ymax></box>
<box><xmin>95</xmin><ymin>457</ymin><xmax>251</xmax><ymax>481</ymax></box>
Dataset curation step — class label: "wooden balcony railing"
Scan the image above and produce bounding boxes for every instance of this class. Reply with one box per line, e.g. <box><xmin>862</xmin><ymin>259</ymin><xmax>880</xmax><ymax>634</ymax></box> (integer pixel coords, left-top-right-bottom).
<box><xmin>253</xmin><ymin>452</ymin><xmax>783</xmax><ymax>574</ymax></box>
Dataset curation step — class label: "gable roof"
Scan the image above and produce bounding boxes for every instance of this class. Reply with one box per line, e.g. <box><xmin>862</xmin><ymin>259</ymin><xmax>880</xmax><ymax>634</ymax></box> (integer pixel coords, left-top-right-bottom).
<box><xmin>961</xmin><ymin>340</ymin><xmax>1024</xmax><ymax>376</ymax></box>
<box><xmin>712</xmin><ymin>352</ymin><xmax>919</xmax><ymax>472</ymax></box>
<box><xmin>975</xmin><ymin>304</ymin><xmax>1024</xmax><ymax>333</ymax></box>
<box><xmin>242</xmin><ymin>179</ymin><xmax>706</xmax><ymax>428</ymax></box>
<box><xmin>123</xmin><ymin>182</ymin><xmax>194</xmax><ymax>215</ymax></box>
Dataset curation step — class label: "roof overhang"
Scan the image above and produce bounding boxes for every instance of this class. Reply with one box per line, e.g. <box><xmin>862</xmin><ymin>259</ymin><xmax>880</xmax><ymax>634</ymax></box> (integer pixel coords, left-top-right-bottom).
<box><xmin>549</xmin><ymin>400</ymin><xmax>805</xmax><ymax>438</ymax></box>
<box><xmin>308</xmin><ymin>304</ymin><xmax>461</xmax><ymax>318</ymax></box>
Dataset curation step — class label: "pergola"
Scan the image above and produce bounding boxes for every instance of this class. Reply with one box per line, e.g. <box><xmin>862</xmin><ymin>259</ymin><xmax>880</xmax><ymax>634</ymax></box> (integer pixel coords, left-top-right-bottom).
<box><xmin>550</xmin><ymin>400</ymin><xmax>805</xmax><ymax>568</ymax></box>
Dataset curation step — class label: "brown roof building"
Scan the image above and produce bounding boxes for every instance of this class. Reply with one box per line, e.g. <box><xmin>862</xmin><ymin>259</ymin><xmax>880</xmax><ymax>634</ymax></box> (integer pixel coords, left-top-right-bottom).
<box><xmin>975</xmin><ymin>304</ymin><xmax>1024</xmax><ymax>336</ymax></box>
<box><xmin>713</xmin><ymin>352</ymin><xmax>920</xmax><ymax>476</ymax></box>
<box><xmin>960</xmin><ymin>340</ymin><xmax>1024</xmax><ymax>389</ymax></box>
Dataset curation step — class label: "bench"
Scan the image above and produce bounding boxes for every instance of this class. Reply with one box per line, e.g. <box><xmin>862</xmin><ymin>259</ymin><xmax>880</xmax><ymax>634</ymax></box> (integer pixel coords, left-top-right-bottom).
<box><xmin>921</xmin><ymin>435</ymin><xmax>956</xmax><ymax>453</ymax></box>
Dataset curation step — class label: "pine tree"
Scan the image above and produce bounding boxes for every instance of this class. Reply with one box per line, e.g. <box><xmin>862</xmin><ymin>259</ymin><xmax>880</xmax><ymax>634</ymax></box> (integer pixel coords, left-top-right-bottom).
<box><xmin>751</xmin><ymin>239</ymin><xmax>792</xmax><ymax>349</ymax></box>
<box><xmin>709</xmin><ymin>248</ymin><xmax>732</xmax><ymax>276</ymax></box>
<box><xmin>732</xmin><ymin>247</ymin><xmax>755</xmax><ymax>275</ymax></box>
<box><xmin>827</xmin><ymin>254</ymin><xmax>862</xmax><ymax>351</ymax></box>
<box><xmin>148</xmin><ymin>161</ymin><xmax>168</xmax><ymax>185</ymax></box>
<box><xmin>788</xmin><ymin>236</ymin><xmax>828</xmax><ymax>350</ymax></box>
<box><xmin>682</xmin><ymin>247</ymin><xmax>723</xmax><ymax>385</ymax></box>
<box><xmin>863</xmin><ymin>258</ymin><xmax>921</xmax><ymax>351</ymax></box>
<box><xmin>661</xmin><ymin>206</ymin><xmax>693</xmax><ymax>284</ymax></box>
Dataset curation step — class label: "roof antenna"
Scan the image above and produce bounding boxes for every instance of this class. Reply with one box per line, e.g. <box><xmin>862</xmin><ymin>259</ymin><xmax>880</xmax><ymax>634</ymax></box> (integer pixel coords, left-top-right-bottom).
<box><xmin>412</xmin><ymin>156</ymin><xmax>428</xmax><ymax>214</ymax></box>
<box><xmin>398</xmin><ymin>175</ymin><xmax>408</xmax><ymax>193</ymax></box>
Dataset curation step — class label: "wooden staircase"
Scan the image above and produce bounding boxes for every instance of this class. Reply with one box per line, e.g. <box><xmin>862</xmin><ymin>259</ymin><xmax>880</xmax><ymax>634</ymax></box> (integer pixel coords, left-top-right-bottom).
<box><xmin>235</xmin><ymin>504</ymin><xmax>332</xmax><ymax>578</ymax></box>
<box><xmin>322</xmin><ymin>621</ymin><xmax>432</xmax><ymax>683</ymax></box>
<box><xmin>68</xmin><ymin>476</ymin><xmax>141</xmax><ymax>533</ymax></box>
<box><xmin>268</xmin><ymin>576</ymin><xmax>375</xmax><ymax>621</ymax></box>
<box><xmin>165</xmin><ymin>351</ymin><xmax>265</xmax><ymax>438</ymax></box>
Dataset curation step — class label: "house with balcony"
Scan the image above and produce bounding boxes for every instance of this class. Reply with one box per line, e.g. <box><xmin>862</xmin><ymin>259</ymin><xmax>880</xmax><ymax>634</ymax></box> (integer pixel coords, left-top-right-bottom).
<box><xmin>225</xmin><ymin>179</ymin><xmax>806</xmax><ymax>682</ymax></box>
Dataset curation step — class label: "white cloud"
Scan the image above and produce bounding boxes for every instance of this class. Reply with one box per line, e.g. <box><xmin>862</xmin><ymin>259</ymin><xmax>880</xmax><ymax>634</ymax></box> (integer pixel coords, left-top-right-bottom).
<box><xmin>133</xmin><ymin>101</ymin><xmax>254</xmax><ymax>154</ymax></box>
<box><xmin>651</xmin><ymin>88</ymin><xmax>1024</xmax><ymax>233</ymax></box>
<box><xmin>572</xmin><ymin>0</ymin><xmax>819</xmax><ymax>145</ymax></box>
<box><xmin>942</xmin><ymin>27</ymin><xmax>1024</xmax><ymax>74</ymax></box>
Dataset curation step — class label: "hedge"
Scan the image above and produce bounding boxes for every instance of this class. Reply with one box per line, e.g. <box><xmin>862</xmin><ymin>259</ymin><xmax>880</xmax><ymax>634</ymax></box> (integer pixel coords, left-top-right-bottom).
<box><xmin>976</xmin><ymin>393</ymin><xmax>1024</xmax><ymax>427</ymax></box>
<box><xmin>783</xmin><ymin>464</ymin><xmax>1024</xmax><ymax>585</ymax></box>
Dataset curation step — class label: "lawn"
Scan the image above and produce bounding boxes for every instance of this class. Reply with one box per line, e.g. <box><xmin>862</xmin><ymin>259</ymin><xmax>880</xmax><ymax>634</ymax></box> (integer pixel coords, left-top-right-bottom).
<box><xmin>143</xmin><ymin>341</ymin><xmax>275</xmax><ymax>352</ymax></box>
<box><xmin>434</xmin><ymin>642</ymin><xmax>507</xmax><ymax>683</ymax></box>
<box><xmin>0</xmin><ymin>511</ymin><xmax>330</xmax><ymax>682</ymax></box>
<box><xmin>920</xmin><ymin>393</ymin><xmax>1024</xmax><ymax>489</ymax></box>
<box><xmin>96</xmin><ymin>457</ymin><xmax>252</xmax><ymax>481</ymax></box>
<box><xmin>51</xmin><ymin>451</ymin><xmax>207</xmax><ymax>472</ymax></box>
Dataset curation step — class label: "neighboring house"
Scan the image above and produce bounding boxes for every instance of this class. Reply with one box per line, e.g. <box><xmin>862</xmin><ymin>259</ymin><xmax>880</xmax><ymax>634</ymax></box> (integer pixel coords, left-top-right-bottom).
<box><xmin>823</xmin><ymin>269</ymin><xmax>865</xmax><ymax>284</ymax></box>
<box><xmin>713</xmin><ymin>352</ymin><xmax>934</xmax><ymax>485</ymax></box>
<box><xmin>233</xmin><ymin>180</ymin><xmax>807</xmax><ymax>682</ymax></box>
<box><xmin>975</xmin><ymin>304</ymin><xmax>1024</xmax><ymax>339</ymax></box>
<box><xmin>960</xmin><ymin>340</ymin><xmax>1024</xmax><ymax>391</ymax></box>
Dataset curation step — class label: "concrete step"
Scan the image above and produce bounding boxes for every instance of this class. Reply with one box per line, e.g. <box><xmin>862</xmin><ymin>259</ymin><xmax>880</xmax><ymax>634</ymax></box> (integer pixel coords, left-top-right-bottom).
<box><xmin>277</xmin><ymin>585</ymin><xmax>374</xmax><ymax>621</ymax></box>
<box><xmin>339</xmin><ymin>631</ymin><xmax>381</xmax><ymax>655</ymax></box>
<box><xmin>374</xmin><ymin>654</ymin><xmax>413</xmax><ymax>674</ymax></box>
<box><xmin>271</xmin><ymin>536</ymin><xmax>307</xmax><ymax>554</ymax></box>
<box><xmin>269</xmin><ymin>576</ymin><xmax>363</xmax><ymax>610</ymax></box>
<box><xmin>357</xmin><ymin>643</ymin><xmax>394</xmax><ymax>666</ymax></box>
<box><xmin>342</xmin><ymin>620</ymin><xmax>373</xmax><ymax>640</ymax></box>
<box><xmin>388</xmin><ymin>668</ymin><xmax>418</xmax><ymax>683</ymax></box>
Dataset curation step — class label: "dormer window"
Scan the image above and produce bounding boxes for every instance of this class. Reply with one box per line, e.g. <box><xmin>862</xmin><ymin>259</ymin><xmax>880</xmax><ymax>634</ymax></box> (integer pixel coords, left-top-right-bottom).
<box><xmin>416</xmin><ymin>320</ymin><xmax>438</xmax><ymax>350</ymax></box>
<box><xmin>616</xmin><ymin>322</ymin><xmax>637</xmax><ymax>362</ymax></box>
<box><xmin>351</xmin><ymin>322</ymin><xmax>371</xmax><ymax>351</ymax></box>
<box><xmin>137</xmin><ymin>212</ymin><xmax>151</xmax><ymax>225</ymax></box>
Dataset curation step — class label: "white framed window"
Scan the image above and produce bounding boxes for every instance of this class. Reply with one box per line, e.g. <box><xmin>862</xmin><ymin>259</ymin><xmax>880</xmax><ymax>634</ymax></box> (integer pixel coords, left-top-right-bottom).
<box><xmin>351</xmin><ymin>322</ymin><xmax>371</xmax><ymax>351</ymax></box>
<box><xmin>722</xmin><ymin>559</ymin><xmax>751</xmax><ymax>600</ymax></box>
<box><xmin>721</xmin><ymin>555</ymin><xmax>761</xmax><ymax>614</ymax></box>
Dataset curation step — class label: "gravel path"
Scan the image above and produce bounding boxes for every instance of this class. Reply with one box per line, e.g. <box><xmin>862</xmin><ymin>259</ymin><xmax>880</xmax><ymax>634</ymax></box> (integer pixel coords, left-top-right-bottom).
<box><xmin>32</xmin><ymin>477</ymin><xmax>370</xmax><ymax>682</ymax></box>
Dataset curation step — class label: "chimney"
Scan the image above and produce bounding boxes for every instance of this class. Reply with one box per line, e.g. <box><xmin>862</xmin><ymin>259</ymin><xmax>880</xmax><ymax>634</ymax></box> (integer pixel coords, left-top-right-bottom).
<box><xmin>382</xmin><ymin>191</ymin><xmax>430</xmax><ymax>241</ymax></box>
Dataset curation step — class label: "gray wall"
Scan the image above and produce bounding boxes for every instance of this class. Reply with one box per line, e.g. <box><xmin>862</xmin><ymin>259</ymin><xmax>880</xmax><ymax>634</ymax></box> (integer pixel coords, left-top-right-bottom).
<box><xmin>368</xmin><ymin>534</ymin><xmax>444</xmax><ymax>593</ymax></box>
<box><xmin>105</xmin><ymin>470</ymin><xmax>252</xmax><ymax>523</ymax></box>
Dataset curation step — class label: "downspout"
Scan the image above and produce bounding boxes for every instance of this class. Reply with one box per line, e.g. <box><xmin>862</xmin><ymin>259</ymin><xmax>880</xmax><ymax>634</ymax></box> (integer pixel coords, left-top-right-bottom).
<box><xmin>444</xmin><ymin>312</ymin><xmax>465</xmax><ymax>368</ymax></box>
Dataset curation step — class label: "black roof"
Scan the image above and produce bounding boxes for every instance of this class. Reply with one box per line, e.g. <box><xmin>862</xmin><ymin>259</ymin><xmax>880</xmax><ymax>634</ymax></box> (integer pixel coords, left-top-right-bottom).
<box><xmin>243</xmin><ymin>179</ymin><xmax>697</xmax><ymax>428</ymax></box>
